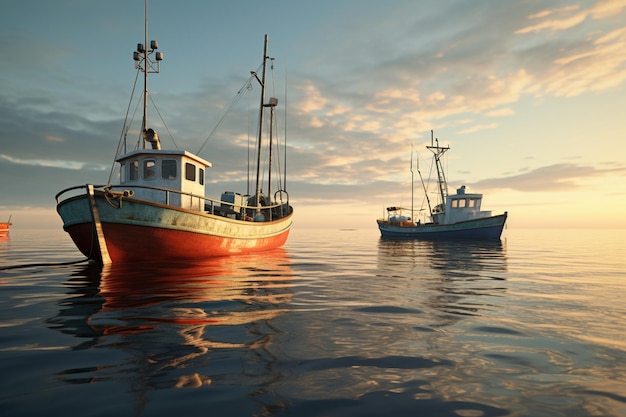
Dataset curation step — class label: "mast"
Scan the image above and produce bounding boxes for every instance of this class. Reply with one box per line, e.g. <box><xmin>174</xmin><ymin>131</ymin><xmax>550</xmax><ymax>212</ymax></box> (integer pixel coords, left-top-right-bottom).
<box><xmin>410</xmin><ymin>145</ymin><xmax>414</xmax><ymax>222</ymax></box>
<box><xmin>250</xmin><ymin>35</ymin><xmax>278</xmax><ymax>211</ymax></box>
<box><xmin>133</xmin><ymin>0</ymin><xmax>163</xmax><ymax>150</ymax></box>
<box><xmin>426</xmin><ymin>130</ymin><xmax>449</xmax><ymax>207</ymax></box>
<box><xmin>253</xmin><ymin>35</ymin><xmax>269</xmax><ymax>209</ymax></box>
<box><xmin>143</xmin><ymin>0</ymin><xmax>148</xmax><ymax>140</ymax></box>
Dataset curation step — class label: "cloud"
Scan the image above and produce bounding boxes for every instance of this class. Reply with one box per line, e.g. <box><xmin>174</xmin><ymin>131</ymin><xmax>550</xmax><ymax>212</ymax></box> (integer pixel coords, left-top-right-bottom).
<box><xmin>543</xmin><ymin>26</ymin><xmax>626</xmax><ymax>97</ymax></box>
<box><xmin>516</xmin><ymin>1</ymin><xmax>626</xmax><ymax>34</ymax></box>
<box><xmin>484</xmin><ymin>108</ymin><xmax>515</xmax><ymax>117</ymax></box>
<box><xmin>458</xmin><ymin>123</ymin><xmax>498</xmax><ymax>135</ymax></box>
<box><xmin>470</xmin><ymin>163</ymin><xmax>626</xmax><ymax>192</ymax></box>
<box><xmin>0</xmin><ymin>154</ymin><xmax>107</xmax><ymax>171</ymax></box>
<box><xmin>0</xmin><ymin>157</ymin><xmax>106</xmax><ymax>208</ymax></box>
<box><xmin>288</xmin><ymin>0</ymin><xmax>625</xmax><ymax>147</ymax></box>
<box><xmin>512</xmin><ymin>1</ymin><xmax>626</xmax><ymax>98</ymax></box>
<box><xmin>297</xmin><ymin>82</ymin><xmax>329</xmax><ymax>114</ymax></box>
<box><xmin>516</xmin><ymin>7</ymin><xmax>586</xmax><ymax>34</ymax></box>
<box><xmin>590</xmin><ymin>0</ymin><xmax>626</xmax><ymax>19</ymax></box>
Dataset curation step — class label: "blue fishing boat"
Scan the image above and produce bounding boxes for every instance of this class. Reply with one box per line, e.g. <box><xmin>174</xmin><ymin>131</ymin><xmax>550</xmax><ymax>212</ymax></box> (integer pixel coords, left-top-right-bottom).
<box><xmin>377</xmin><ymin>131</ymin><xmax>507</xmax><ymax>239</ymax></box>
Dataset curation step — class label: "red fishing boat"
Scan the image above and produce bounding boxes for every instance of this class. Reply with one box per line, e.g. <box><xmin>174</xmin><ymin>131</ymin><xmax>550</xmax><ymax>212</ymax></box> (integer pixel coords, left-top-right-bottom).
<box><xmin>56</xmin><ymin>2</ymin><xmax>292</xmax><ymax>265</ymax></box>
<box><xmin>0</xmin><ymin>215</ymin><xmax>11</xmax><ymax>238</ymax></box>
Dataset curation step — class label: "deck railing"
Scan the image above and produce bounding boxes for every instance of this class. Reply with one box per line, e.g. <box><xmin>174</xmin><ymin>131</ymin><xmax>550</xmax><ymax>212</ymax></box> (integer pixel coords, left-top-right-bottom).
<box><xmin>55</xmin><ymin>184</ymin><xmax>292</xmax><ymax>222</ymax></box>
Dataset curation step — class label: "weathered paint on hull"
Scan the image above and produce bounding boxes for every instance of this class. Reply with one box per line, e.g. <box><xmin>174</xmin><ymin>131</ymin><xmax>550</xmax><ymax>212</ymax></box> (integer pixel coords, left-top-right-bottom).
<box><xmin>377</xmin><ymin>213</ymin><xmax>507</xmax><ymax>240</ymax></box>
<box><xmin>57</xmin><ymin>193</ymin><xmax>292</xmax><ymax>264</ymax></box>
<box><xmin>65</xmin><ymin>221</ymin><xmax>290</xmax><ymax>264</ymax></box>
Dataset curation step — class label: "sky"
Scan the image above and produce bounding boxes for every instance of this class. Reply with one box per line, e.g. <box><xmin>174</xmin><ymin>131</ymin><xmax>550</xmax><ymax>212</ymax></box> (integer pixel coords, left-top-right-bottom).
<box><xmin>1</xmin><ymin>0</ymin><xmax>625</xmax><ymax>230</ymax></box>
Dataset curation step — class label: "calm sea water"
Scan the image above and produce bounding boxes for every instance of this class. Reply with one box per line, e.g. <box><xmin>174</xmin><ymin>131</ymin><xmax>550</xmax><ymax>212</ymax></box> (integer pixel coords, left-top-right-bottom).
<box><xmin>1</xmin><ymin>227</ymin><xmax>625</xmax><ymax>417</ymax></box>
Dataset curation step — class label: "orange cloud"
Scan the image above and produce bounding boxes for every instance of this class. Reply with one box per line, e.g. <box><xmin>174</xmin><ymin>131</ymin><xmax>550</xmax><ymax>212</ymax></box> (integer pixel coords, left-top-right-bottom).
<box><xmin>517</xmin><ymin>0</ymin><xmax>626</xmax><ymax>34</ymax></box>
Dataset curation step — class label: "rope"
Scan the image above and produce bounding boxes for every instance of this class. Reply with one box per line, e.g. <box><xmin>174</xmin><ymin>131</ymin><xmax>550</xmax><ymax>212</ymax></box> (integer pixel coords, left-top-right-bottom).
<box><xmin>0</xmin><ymin>258</ymin><xmax>90</xmax><ymax>271</ymax></box>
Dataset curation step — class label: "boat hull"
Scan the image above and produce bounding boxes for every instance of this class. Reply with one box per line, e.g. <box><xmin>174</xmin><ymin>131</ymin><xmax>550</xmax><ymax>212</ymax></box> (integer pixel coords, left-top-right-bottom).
<box><xmin>377</xmin><ymin>213</ymin><xmax>507</xmax><ymax>240</ymax></box>
<box><xmin>0</xmin><ymin>222</ymin><xmax>11</xmax><ymax>237</ymax></box>
<box><xmin>57</xmin><ymin>192</ymin><xmax>292</xmax><ymax>264</ymax></box>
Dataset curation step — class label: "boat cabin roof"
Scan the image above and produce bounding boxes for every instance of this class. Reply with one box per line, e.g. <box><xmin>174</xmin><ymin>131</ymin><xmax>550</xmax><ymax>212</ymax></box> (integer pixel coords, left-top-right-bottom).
<box><xmin>449</xmin><ymin>185</ymin><xmax>481</xmax><ymax>199</ymax></box>
<box><xmin>116</xmin><ymin>149</ymin><xmax>212</xmax><ymax>169</ymax></box>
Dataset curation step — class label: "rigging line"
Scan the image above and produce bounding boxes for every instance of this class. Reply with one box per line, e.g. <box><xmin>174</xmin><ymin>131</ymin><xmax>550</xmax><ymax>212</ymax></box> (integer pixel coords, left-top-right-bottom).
<box><xmin>125</xmin><ymin>87</ymin><xmax>146</xmax><ymax>151</ymax></box>
<box><xmin>269</xmin><ymin>112</ymin><xmax>281</xmax><ymax>193</ymax></box>
<box><xmin>270</xmin><ymin>62</ymin><xmax>289</xmax><ymax>193</ymax></box>
<box><xmin>196</xmin><ymin>68</ymin><xmax>261</xmax><ymax>155</ymax></box>
<box><xmin>148</xmin><ymin>93</ymin><xmax>179</xmax><ymax>150</ymax></box>
<box><xmin>257</xmin><ymin>107</ymin><xmax>272</xmax><ymax>194</ymax></box>
<box><xmin>417</xmin><ymin>151</ymin><xmax>432</xmax><ymax>218</ymax></box>
<box><xmin>268</xmin><ymin>60</ymin><xmax>282</xmax><ymax>191</ymax></box>
<box><xmin>108</xmin><ymin>69</ymin><xmax>141</xmax><ymax>184</ymax></box>
<box><xmin>129</xmin><ymin>92</ymin><xmax>143</xmax><ymax>149</ymax></box>
<box><xmin>258</xmin><ymin>107</ymin><xmax>267</xmax><ymax>190</ymax></box>
<box><xmin>277</xmin><ymin>109</ymin><xmax>286</xmax><ymax>191</ymax></box>
<box><xmin>427</xmin><ymin>155</ymin><xmax>437</xmax><ymax>204</ymax></box>
<box><xmin>273</xmin><ymin>107</ymin><xmax>283</xmax><ymax>191</ymax></box>
<box><xmin>270</xmin><ymin>59</ymin><xmax>277</xmax><ymax>100</ymax></box>
<box><xmin>247</xmin><ymin>81</ymin><xmax>252</xmax><ymax>196</ymax></box>
<box><xmin>283</xmin><ymin>68</ymin><xmax>288</xmax><ymax>191</ymax></box>
<box><xmin>268</xmin><ymin>117</ymin><xmax>283</xmax><ymax>196</ymax></box>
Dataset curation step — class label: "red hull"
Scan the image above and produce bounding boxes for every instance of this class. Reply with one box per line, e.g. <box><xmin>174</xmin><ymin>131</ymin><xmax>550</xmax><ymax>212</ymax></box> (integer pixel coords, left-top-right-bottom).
<box><xmin>66</xmin><ymin>222</ymin><xmax>290</xmax><ymax>264</ymax></box>
<box><xmin>0</xmin><ymin>222</ymin><xmax>11</xmax><ymax>237</ymax></box>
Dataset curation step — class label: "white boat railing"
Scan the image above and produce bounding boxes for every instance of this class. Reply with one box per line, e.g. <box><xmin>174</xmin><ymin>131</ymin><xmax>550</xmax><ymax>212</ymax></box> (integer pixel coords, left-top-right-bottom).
<box><xmin>55</xmin><ymin>184</ymin><xmax>292</xmax><ymax>222</ymax></box>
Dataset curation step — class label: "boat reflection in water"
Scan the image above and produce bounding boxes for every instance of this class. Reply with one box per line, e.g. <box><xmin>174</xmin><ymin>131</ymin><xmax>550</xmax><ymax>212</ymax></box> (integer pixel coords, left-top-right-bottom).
<box><xmin>378</xmin><ymin>237</ymin><xmax>507</xmax><ymax>273</ymax></box>
<box><xmin>377</xmin><ymin>237</ymin><xmax>508</xmax><ymax>322</ymax></box>
<box><xmin>375</xmin><ymin>238</ymin><xmax>511</xmax><ymax>408</ymax></box>
<box><xmin>48</xmin><ymin>249</ymin><xmax>292</xmax><ymax>411</ymax></box>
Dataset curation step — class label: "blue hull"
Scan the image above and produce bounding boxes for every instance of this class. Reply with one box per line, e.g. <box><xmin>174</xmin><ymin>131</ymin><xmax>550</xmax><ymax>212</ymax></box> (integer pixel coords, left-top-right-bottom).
<box><xmin>377</xmin><ymin>213</ymin><xmax>507</xmax><ymax>240</ymax></box>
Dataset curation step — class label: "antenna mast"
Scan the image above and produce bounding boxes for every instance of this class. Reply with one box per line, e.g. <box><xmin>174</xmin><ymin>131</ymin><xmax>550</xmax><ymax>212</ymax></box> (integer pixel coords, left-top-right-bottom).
<box><xmin>133</xmin><ymin>0</ymin><xmax>163</xmax><ymax>149</ymax></box>
<box><xmin>410</xmin><ymin>144</ymin><xmax>414</xmax><ymax>223</ymax></box>
<box><xmin>143</xmin><ymin>0</ymin><xmax>148</xmax><ymax>136</ymax></box>
<box><xmin>426</xmin><ymin>129</ymin><xmax>450</xmax><ymax>206</ymax></box>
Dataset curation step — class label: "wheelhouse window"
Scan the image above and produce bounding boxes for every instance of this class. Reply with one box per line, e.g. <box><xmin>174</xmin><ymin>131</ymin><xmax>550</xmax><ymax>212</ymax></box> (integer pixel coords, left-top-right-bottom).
<box><xmin>129</xmin><ymin>160</ymin><xmax>139</xmax><ymax>181</ymax></box>
<box><xmin>199</xmin><ymin>168</ymin><xmax>204</xmax><ymax>185</ymax></box>
<box><xmin>451</xmin><ymin>199</ymin><xmax>467</xmax><ymax>208</ymax></box>
<box><xmin>143</xmin><ymin>159</ymin><xmax>156</xmax><ymax>180</ymax></box>
<box><xmin>185</xmin><ymin>162</ymin><xmax>196</xmax><ymax>181</ymax></box>
<box><xmin>162</xmin><ymin>159</ymin><xmax>177</xmax><ymax>179</ymax></box>
<box><xmin>469</xmin><ymin>199</ymin><xmax>477</xmax><ymax>208</ymax></box>
<box><xmin>120</xmin><ymin>162</ymin><xmax>126</xmax><ymax>182</ymax></box>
